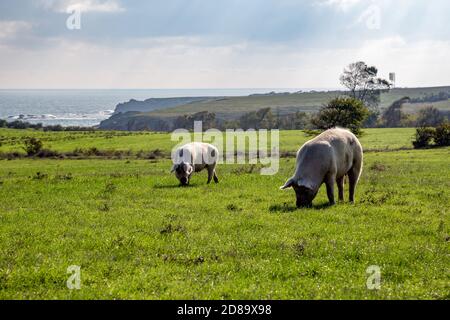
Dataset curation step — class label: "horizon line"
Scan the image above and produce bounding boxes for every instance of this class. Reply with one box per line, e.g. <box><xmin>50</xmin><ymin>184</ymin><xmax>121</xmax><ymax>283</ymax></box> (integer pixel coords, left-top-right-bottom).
<box><xmin>1</xmin><ymin>85</ymin><xmax>450</xmax><ymax>91</ymax></box>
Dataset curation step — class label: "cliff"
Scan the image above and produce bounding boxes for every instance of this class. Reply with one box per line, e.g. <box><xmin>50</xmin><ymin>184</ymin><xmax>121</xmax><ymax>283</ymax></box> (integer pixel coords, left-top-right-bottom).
<box><xmin>99</xmin><ymin>112</ymin><xmax>177</xmax><ymax>131</ymax></box>
<box><xmin>114</xmin><ymin>97</ymin><xmax>221</xmax><ymax>114</ymax></box>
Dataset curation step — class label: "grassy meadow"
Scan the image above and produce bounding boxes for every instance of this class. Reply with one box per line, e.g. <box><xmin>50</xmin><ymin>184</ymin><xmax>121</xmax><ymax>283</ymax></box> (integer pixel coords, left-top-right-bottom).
<box><xmin>146</xmin><ymin>86</ymin><xmax>450</xmax><ymax>118</ymax></box>
<box><xmin>0</xmin><ymin>128</ymin><xmax>449</xmax><ymax>299</ymax></box>
<box><xmin>0</xmin><ymin>128</ymin><xmax>416</xmax><ymax>154</ymax></box>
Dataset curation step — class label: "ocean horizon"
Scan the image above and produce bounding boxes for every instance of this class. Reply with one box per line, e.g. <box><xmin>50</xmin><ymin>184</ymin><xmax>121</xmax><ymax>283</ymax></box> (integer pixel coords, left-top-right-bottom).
<box><xmin>0</xmin><ymin>88</ymin><xmax>337</xmax><ymax>127</ymax></box>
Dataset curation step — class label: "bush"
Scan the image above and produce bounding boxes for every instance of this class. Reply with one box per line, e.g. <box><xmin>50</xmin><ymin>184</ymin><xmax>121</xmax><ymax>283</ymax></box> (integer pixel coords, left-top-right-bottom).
<box><xmin>8</xmin><ymin>120</ymin><xmax>29</xmax><ymax>129</ymax></box>
<box><xmin>413</xmin><ymin>127</ymin><xmax>435</xmax><ymax>149</ymax></box>
<box><xmin>311</xmin><ymin>97</ymin><xmax>369</xmax><ymax>135</ymax></box>
<box><xmin>23</xmin><ymin>137</ymin><xmax>43</xmax><ymax>156</ymax></box>
<box><xmin>36</xmin><ymin>149</ymin><xmax>61</xmax><ymax>158</ymax></box>
<box><xmin>413</xmin><ymin>123</ymin><xmax>450</xmax><ymax>149</ymax></box>
<box><xmin>2</xmin><ymin>119</ymin><xmax>95</xmax><ymax>131</ymax></box>
<box><xmin>434</xmin><ymin>123</ymin><xmax>450</xmax><ymax>147</ymax></box>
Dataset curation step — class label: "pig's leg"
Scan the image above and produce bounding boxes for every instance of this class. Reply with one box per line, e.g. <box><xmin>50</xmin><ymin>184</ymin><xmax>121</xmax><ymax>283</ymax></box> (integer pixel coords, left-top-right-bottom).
<box><xmin>207</xmin><ymin>166</ymin><xmax>213</xmax><ymax>184</ymax></box>
<box><xmin>207</xmin><ymin>165</ymin><xmax>219</xmax><ymax>184</ymax></box>
<box><xmin>325</xmin><ymin>174</ymin><xmax>336</xmax><ymax>205</ymax></box>
<box><xmin>213</xmin><ymin>169</ymin><xmax>219</xmax><ymax>183</ymax></box>
<box><xmin>348</xmin><ymin>155</ymin><xmax>363</xmax><ymax>203</ymax></box>
<box><xmin>348</xmin><ymin>168</ymin><xmax>359</xmax><ymax>203</ymax></box>
<box><xmin>336</xmin><ymin>176</ymin><xmax>344</xmax><ymax>202</ymax></box>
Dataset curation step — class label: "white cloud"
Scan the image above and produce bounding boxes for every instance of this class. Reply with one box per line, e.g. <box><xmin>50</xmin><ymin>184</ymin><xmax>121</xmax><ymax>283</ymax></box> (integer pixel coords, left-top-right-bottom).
<box><xmin>36</xmin><ymin>0</ymin><xmax>124</xmax><ymax>13</ymax></box>
<box><xmin>351</xmin><ymin>37</ymin><xmax>450</xmax><ymax>87</ymax></box>
<box><xmin>316</xmin><ymin>0</ymin><xmax>362</xmax><ymax>12</ymax></box>
<box><xmin>0</xmin><ymin>35</ymin><xmax>449</xmax><ymax>89</ymax></box>
<box><xmin>355</xmin><ymin>4</ymin><xmax>381</xmax><ymax>30</ymax></box>
<box><xmin>0</xmin><ymin>21</ymin><xmax>32</xmax><ymax>39</ymax></box>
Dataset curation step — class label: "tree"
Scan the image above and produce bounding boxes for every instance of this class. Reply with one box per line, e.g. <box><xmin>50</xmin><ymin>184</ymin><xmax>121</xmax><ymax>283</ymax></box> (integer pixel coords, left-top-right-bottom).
<box><xmin>174</xmin><ymin>111</ymin><xmax>216</xmax><ymax>130</ymax></box>
<box><xmin>277</xmin><ymin>112</ymin><xmax>310</xmax><ymax>130</ymax></box>
<box><xmin>434</xmin><ymin>122</ymin><xmax>450</xmax><ymax>146</ymax></box>
<box><xmin>340</xmin><ymin>61</ymin><xmax>391</xmax><ymax>107</ymax></box>
<box><xmin>381</xmin><ymin>97</ymin><xmax>410</xmax><ymax>127</ymax></box>
<box><xmin>239</xmin><ymin>108</ymin><xmax>275</xmax><ymax>130</ymax></box>
<box><xmin>291</xmin><ymin>112</ymin><xmax>310</xmax><ymax>129</ymax></box>
<box><xmin>416</xmin><ymin>106</ymin><xmax>445</xmax><ymax>127</ymax></box>
<box><xmin>363</xmin><ymin>108</ymin><xmax>380</xmax><ymax>128</ymax></box>
<box><xmin>23</xmin><ymin>137</ymin><xmax>43</xmax><ymax>156</ymax></box>
<box><xmin>311</xmin><ymin>97</ymin><xmax>369</xmax><ymax>135</ymax></box>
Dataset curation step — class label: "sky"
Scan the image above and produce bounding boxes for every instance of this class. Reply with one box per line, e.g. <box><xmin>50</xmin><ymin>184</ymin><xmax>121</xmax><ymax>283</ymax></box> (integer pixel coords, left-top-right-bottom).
<box><xmin>0</xmin><ymin>0</ymin><xmax>449</xmax><ymax>89</ymax></box>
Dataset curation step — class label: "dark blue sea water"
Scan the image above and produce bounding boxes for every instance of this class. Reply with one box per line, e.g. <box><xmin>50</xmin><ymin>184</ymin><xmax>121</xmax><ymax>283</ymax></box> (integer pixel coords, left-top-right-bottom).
<box><xmin>0</xmin><ymin>88</ymin><xmax>313</xmax><ymax>127</ymax></box>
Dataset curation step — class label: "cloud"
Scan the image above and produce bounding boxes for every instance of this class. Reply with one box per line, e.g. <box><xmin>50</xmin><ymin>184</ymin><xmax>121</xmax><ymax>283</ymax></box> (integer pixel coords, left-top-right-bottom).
<box><xmin>316</xmin><ymin>0</ymin><xmax>362</xmax><ymax>11</ymax></box>
<box><xmin>0</xmin><ymin>1</ymin><xmax>449</xmax><ymax>88</ymax></box>
<box><xmin>0</xmin><ymin>21</ymin><xmax>32</xmax><ymax>39</ymax></box>
<box><xmin>355</xmin><ymin>3</ymin><xmax>382</xmax><ymax>30</ymax></box>
<box><xmin>352</xmin><ymin>37</ymin><xmax>450</xmax><ymax>86</ymax></box>
<box><xmin>36</xmin><ymin>0</ymin><xmax>124</xmax><ymax>13</ymax></box>
<box><xmin>0</xmin><ymin>34</ymin><xmax>449</xmax><ymax>89</ymax></box>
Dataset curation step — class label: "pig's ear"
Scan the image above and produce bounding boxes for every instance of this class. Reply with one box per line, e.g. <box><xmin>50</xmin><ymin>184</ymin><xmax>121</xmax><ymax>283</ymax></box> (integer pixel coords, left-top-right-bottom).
<box><xmin>187</xmin><ymin>165</ymin><xmax>194</xmax><ymax>174</ymax></box>
<box><xmin>280</xmin><ymin>178</ymin><xmax>295</xmax><ymax>190</ymax></box>
<box><xmin>170</xmin><ymin>164</ymin><xmax>178</xmax><ymax>173</ymax></box>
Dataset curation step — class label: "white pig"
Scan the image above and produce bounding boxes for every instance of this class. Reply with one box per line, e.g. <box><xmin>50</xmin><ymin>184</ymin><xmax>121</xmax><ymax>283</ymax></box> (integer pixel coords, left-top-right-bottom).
<box><xmin>171</xmin><ymin>142</ymin><xmax>219</xmax><ymax>186</ymax></box>
<box><xmin>280</xmin><ymin>128</ymin><xmax>363</xmax><ymax>207</ymax></box>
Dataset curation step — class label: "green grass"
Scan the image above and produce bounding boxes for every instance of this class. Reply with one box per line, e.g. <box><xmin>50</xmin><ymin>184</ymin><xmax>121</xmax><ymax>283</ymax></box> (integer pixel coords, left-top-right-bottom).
<box><xmin>0</xmin><ymin>128</ymin><xmax>416</xmax><ymax>155</ymax></box>
<box><xmin>147</xmin><ymin>86</ymin><xmax>450</xmax><ymax>118</ymax></box>
<box><xmin>0</xmin><ymin>129</ymin><xmax>449</xmax><ymax>299</ymax></box>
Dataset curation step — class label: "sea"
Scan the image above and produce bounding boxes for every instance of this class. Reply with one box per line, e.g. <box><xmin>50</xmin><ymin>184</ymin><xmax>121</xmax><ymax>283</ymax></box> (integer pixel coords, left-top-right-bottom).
<box><xmin>0</xmin><ymin>88</ymin><xmax>319</xmax><ymax>127</ymax></box>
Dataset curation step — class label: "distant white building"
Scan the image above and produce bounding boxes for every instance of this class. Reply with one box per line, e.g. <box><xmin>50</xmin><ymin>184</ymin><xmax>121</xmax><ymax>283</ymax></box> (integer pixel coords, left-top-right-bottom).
<box><xmin>389</xmin><ymin>73</ymin><xmax>396</xmax><ymax>88</ymax></box>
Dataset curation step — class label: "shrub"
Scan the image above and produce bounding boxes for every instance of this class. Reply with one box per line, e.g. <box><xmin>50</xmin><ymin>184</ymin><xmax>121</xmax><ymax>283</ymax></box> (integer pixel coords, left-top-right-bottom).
<box><xmin>311</xmin><ymin>97</ymin><xmax>369</xmax><ymax>135</ymax></box>
<box><xmin>413</xmin><ymin>123</ymin><xmax>450</xmax><ymax>148</ymax></box>
<box><xmin>36</xmin><ymin>149</ymin><xmax>61</xmax><ymax>158</ymax></box>
<box><xmin>8</xmin><ymin>120</ymin><xmax>29</xmax><ymax>129</ymax></box>
<box><xmin>413</xmin><ymin>127</ymin><xmax>435</xmax><ymax>149</ymax></box>
<box><xmin>434</xmin><ymin>123</ymin><xmax>450</xmax><ymax>147</ymax></box>
<box><xmin>23</xmin><ymin>137</ymin><xmax>43</xmax><ymax>156</ymax></box>
<box><xmin>2</xmin><ymin>119</ymin><xmax>95</xmax><ymax>131</ymax></box>
<box><xmin>86</xmin><ymin>147</ymin><xmax>100</xmax><ymax>156</ymax></box>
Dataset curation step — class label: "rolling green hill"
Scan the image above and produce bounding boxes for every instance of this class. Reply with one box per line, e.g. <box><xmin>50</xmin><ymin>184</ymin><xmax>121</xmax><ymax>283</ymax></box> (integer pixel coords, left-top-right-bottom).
<box><xmin>154</xmin><ymin>86</ymin><xmax>450</xmax><ymax>117</ymax></box>
<box><xmin>99</xmin><ymin>86</ymin><xmax>450</xmax><ymax>131</ymax></box>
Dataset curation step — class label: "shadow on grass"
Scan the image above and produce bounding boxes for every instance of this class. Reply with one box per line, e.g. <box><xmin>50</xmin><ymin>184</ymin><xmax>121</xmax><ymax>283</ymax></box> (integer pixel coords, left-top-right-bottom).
<box><xmin>269</xmin><ymin>201</ymin><xmax>334</xmax><ymax>213</ymax></box>
<box><xmin>269</xmin><ymin>203</ymin><xmax>298</xmax><ymax>213</ymax></box>
<box><xmin>153</xmin><ymin>184</ymin><xmax>197</xmax><ymax>189</ymax></box>
<box><xmin>312</xmin><ymin>202</ymin><xmax>335</xmax><ymax>210</ymax></box>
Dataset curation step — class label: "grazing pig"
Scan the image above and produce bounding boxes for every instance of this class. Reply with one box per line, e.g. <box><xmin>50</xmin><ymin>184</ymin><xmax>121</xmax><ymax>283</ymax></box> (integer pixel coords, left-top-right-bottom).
<box><xmin>171</xmin><ymin>142</ymin><xmax>219</xmax><ymax>186</ymax></box>
<box><xmin>280</xmin><ymin>128</ymin><xmax>363</xmax><ymax>207</ymax></box>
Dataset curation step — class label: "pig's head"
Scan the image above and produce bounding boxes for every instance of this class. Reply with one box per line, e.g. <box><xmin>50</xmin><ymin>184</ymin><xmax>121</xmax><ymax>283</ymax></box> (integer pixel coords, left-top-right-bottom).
<box><xmin>171</xmin><ymin>162</ymin><xmax>194</xmax><ymax>186</ymax></box>
<box><xmin>280</xmin><ymin>178</ymin><xmax>318</xmax><ymax>208</ymax></box>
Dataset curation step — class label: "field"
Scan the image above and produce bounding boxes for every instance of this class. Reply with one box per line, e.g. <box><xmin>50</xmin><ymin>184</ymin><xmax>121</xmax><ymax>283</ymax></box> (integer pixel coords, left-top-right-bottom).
<box><xmin>146</xmin><ymin>87</ymin><xmax>450</xmax><ymax>117</ymax></box>
<box><xmin>0</xmin><ymin>128</ymin><xmax>417</xmax><ymax>154</ymax></box>
<box><xmin>0</xmin><ymin>128</ymin><xmax>449</xmax><ymax>299</ymax></box>
<box><xmin>98</xmin><ymin>86</ymin><xmax>450</xmax><ymax>130</ymax></box>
